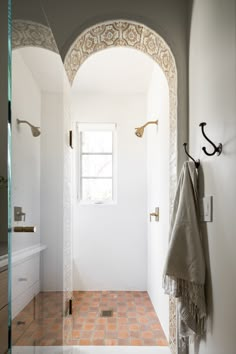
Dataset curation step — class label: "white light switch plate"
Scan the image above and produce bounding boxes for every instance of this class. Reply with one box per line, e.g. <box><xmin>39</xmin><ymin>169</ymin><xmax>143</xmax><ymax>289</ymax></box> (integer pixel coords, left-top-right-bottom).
<box><xmin>200</xmin><ymin>196</ymin><xmax>213</xmax><ymax>222</ymax></box>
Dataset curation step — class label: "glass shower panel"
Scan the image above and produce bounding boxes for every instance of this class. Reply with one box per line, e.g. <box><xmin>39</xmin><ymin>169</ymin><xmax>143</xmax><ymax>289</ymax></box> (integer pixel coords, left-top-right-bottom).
<box><xmin>9</xmin><ymin>0</ymin><xmax>72</xmax><ymax>350</ymax></box>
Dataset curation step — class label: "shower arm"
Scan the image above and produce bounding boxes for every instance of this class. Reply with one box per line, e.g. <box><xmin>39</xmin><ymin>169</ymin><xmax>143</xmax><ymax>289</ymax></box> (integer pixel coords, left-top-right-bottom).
<box><xmin>136</xmin><ymin>120</ymin><xmax>158</xmax><ymax>129</ymax></box>
<box><xmin>17</xmin><ymin>119</ymin><xmax>39</xmax><ymax>129</ymax></box>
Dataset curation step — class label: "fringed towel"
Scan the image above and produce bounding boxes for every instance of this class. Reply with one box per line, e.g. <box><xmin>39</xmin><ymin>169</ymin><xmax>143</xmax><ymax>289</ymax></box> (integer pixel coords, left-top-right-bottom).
<box><xmin>163</xmin><ymin>161</ymin><xmax>206</xmax><ymax>339</ymax></box>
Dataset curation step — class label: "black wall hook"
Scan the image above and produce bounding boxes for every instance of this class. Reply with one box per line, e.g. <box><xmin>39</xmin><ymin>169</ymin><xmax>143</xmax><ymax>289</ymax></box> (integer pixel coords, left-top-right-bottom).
<box><xmin>199</xmin><ymin>122</ymin><xmax>222</xmax><ymax>156</ymax></box>
<box><xmin>183</xmin><ymin>143</ymin><xmax>200</xmax><ymax>168</ymax></box>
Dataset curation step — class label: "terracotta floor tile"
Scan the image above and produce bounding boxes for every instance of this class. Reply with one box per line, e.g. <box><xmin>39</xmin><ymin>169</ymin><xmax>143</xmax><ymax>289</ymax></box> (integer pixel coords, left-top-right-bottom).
<box><xmin>107</xmin><ymin>323</ymin><xmax>117</xmax><ymax>330</ymax></box>
<box><xmin>92</xmin><ymin>339</ymin><xmax>105</xmax><ymax>345</ymax></box>
<box><xmin>118</xmin><ymin>317</ymin><xmax>128</xmax><ymax>324</ymax></box>
<box><xmin>157</xmin><ymin>338</ymin><xmax>169</xmax><ymax>346</ymax></box>
<box><xmin>130</xmin><ymin>330</ymin><xmax>140</xmax><ymax>338</ymax></box>
<box><xmin>118</xmin><ymin>330</ymin><xmax>129</xmax><ymax>339</ymax></box>
<box><xmin>79</xmin><ymin>339</ymin><xmax>91</xmax><ymax>345</ymax></box>
<box><xmin>83</xmin><ymin>323</ymin><xmax>94</xmax><ymax>331</ymax></box>
<box><xmin>130</xmin><ymin>338</ymin><xmax>143</xmax><ymax>345</ymax></box>
<box><xmin>106</xmin><ymin>330</ymin><xmax>118</xmax><ymax>338</ymax></box>
<box><xmin>80</xmin><ymin>330</ymin><xmax>92</xmax><ymax>339</ymax></box>
<box><xmin>93</xmin><ymin>330</ymin><xmax>105</xmax><ymax>339</ymax></box>
<box><xmin>95</xmin><ymin>324</ymin><xmax>106</xmax><ymax>331</ymax></box>
<box><xmin>105</xmin><ymin>339</ymin><xmax>118</xmax><ymax>345</ymax></box>
<box><xmin>72</xmin><ymin>330</ymin><xmax>80</xmax><ymax>338</ymax></box>
<box><xmin>118</xmin><ymin>339</ymin><xmax>130</xmax><ymax>345</ymax></box>
<box><xmin>138</xmin><ymin>315</ymin><xmax>149</xmax><ymax>324</ymax></box>
<box><xmin>129</xmin><ymin>323</ymin><xmax>140</xmax><ymax>331</ymax></box>
<box><xmin>12</xmin><ymin>290</ymin><xmax>168</xmax><ymax>347</ymax></box>
<box><xmin>143</xmin><ymin>339</ymin><xmax>159</xmax><ymax>346</ymax></box>
<box><xmin>151</xmin><ymin>322</ymin><xmax>162</xmax><ymax>330</ymax></box>
<box><xmin>142</xmin><ymin>331</ymin><xmax>153</xmax><ymax>339</ymax></box>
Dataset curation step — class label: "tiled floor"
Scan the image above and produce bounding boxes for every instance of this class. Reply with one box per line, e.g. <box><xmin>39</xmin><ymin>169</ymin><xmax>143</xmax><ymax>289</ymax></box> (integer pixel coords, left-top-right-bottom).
<box><xmin>12</xmin><ymin>291</ymin><xmax>168</xmax><ymax>347</ymax></box>
<box><xmin>13</xmin><ymin>346</ymin><xmax>171</xmax><ymax>354</ymax></box>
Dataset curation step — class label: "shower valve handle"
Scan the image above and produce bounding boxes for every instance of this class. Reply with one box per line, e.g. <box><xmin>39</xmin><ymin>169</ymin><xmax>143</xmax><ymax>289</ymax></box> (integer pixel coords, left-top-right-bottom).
<box><xmin>149</xmin><ymin>207</ymin><xmax>159</xmax><ymax>222</ymax></box>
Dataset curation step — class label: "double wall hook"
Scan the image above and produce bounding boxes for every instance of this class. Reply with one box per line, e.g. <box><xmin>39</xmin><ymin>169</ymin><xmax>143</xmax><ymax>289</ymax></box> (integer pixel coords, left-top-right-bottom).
<box><xmin>199</xmin><ymin>122</ymin><xmax>222</xmax><ymax>156</ymax></box>
<box><xmin>183</xmin><ymin>143</ymin><xmax>200</xmax><ymax>168</ymax></box>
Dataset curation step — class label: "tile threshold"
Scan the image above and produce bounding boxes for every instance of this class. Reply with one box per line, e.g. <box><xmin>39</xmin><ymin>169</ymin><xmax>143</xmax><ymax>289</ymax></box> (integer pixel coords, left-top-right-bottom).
<box><xmin>13</xmin><ymin>346</ymin><xmax>171</xmax><ymax>354</ymax></box>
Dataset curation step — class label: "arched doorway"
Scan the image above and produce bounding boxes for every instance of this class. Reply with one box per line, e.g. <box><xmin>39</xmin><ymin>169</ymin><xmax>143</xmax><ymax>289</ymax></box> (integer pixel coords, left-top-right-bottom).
<box><xmin>64</xmin><ymin>20</ymin><xmax>178</xmax><ymax>353</ymax></box>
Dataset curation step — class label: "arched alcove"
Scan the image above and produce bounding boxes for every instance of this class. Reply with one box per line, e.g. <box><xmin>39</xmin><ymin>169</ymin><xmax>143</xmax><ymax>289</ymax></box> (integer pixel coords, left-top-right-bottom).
<box><xmin>11</xmin><ymin>18</ymin><xmax>179</xmax><ymax>354</ymax></box>
<box><xmin>65</xmin><ymin>20</ymin><xmax>178</xmax><ymax>353</ymax></box>
<box><xmin>12</xmin><ymin>20</ymin><xmax>58</xmax><ymax>53</ymax></box>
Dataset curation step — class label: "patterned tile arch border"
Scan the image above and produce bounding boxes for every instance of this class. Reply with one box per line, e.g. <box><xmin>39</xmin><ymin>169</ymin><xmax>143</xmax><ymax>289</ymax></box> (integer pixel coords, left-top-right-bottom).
<box><xmin>12</xmin><ymin>20</ymin><xmax>59</xmax><ymax>53</ymax></box>
<box><xmin>64</xmin><ymin>20</ymin><xmax>178</xmax><ymax>354</ymax></box>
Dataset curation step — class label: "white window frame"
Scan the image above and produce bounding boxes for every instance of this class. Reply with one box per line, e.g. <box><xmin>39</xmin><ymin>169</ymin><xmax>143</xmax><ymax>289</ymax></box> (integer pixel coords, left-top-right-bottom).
<box><xmin>77</xmin><ymin>122</ymin><xmax>117</xmax><ymax>205</ymax></box>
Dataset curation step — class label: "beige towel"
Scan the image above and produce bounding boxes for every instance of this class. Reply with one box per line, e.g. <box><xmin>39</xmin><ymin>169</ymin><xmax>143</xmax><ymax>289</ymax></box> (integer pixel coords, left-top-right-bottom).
<box><xmin>163</xmin><ymin>161</ymin><xmax>206</xmax><ymax>338</ymax></box>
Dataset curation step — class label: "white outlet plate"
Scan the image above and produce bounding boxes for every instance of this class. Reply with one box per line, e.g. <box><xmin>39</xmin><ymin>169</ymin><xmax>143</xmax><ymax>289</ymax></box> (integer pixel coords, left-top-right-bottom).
<box><xmin>200</xmin><ymin>196</ymin><xmax>213</xmax><ymax>222</ymax></box>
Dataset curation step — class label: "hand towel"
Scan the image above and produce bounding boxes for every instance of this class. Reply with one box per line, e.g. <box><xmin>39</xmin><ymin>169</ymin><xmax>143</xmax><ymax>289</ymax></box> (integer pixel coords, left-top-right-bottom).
<box><xmin>163</xmin><ymin>161</ymin><xmax>206</xmax><ymax>338</ymax></box>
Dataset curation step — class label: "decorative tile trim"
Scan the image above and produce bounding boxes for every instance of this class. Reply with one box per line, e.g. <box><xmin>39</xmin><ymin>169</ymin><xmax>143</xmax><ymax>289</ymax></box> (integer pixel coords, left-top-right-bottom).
<box><xmin>64</xmin><ymin>20</ymin><xmax>178</xmax><ymax>354</ymax></box>
<box><xmin>12</xmin><ymin>20</ymin><xmax>58</xmax><ymax>53</ymax></box>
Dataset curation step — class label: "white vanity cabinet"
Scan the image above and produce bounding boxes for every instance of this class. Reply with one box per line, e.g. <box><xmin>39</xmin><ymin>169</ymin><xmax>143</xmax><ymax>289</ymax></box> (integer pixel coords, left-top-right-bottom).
<box><xmin>11</xmin><ymin>245</ymin><xmax>46</xmax><ymax>345</ymax></box>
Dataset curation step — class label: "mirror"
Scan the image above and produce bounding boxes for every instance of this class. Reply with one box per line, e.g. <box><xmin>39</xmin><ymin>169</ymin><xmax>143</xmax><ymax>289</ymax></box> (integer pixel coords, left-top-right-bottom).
<box><xmin>9</xmin><ymin>0</ymin><xmax>72</xmax><ymax>348</ymax></box>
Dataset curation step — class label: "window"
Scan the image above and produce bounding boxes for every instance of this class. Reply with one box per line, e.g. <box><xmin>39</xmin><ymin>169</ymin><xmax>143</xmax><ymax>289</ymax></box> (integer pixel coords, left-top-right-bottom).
<box><xmin>77</xmin><ymin>123</ymin><xmax>116</xmax><ymax>204</ymax></box>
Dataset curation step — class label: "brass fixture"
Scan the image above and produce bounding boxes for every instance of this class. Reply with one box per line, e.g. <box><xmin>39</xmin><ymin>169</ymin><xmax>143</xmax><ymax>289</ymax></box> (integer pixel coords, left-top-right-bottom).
<box><xmin>135</xmin><ymin>120</ymin><xmax>158</xmax><ymax>138</ymax></box>
<box><xmin>14</xmin><ymin>206</ymin><xmax>26</xmax><ymax>222</ymax></box>
<box><xmin>149</xmin><ymin>207</ymin><xmax>159</xmax><ymax>222</ymax></box>
<box><xmin>17</xmin><ymin>118</ymin><xmax>41</xmax><ymax>137</ymax></box>
<box><xmin>13</xmin><ymin>226</ymin><xmax>36</xmax><ymax>233</ymax></box>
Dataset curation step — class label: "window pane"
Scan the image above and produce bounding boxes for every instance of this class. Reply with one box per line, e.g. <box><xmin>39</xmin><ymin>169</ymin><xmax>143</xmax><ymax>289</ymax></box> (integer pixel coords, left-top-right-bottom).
<box><xmin>82</xmin><ymin>155</ymin><xmax>112</xmax><ymax>177</ymax></box>
<box><xmin>81</xmin><ymin>178</ymin><xmax>112</xmax><ymax>202</ymax></box>
<box><xmin>81</xmin><ymin>131</ymin><xmax>113</xmax><ymax>153</ymax></box>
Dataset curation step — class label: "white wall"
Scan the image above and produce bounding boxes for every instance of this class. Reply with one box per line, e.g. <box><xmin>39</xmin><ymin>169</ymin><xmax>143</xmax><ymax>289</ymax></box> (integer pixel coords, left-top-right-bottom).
<box><xmin>72</xmin><ymin>93</ymin><xmax>147</xmax><ymax>291</ymax></box>
<box><xmin>11</xmin><ymin>50</ymin><xmax>41</xmax><ymax>321</ymax></box>
<box><xmin>12</xmin><ymin>50</ymin><xmax>41</xmax><ymax>252</ymax></box>
<box><xmin>40</xmin><ymin>92</ymin><xmax>64</xmax><ymax>291</ymax></box>
<box><xmin>146</xmin><ymin>66</ymin><xmax>170</xmax><ymax>337</ymax></box>
<box><xmin>12</xmin><ymin>47</ymin><xmax>72</xmax><ymax>295</ymax></box>
<box><xmin>189</xmin><ymin>1</ymin><xmax>236</xmax><ymax>353</ymax></box>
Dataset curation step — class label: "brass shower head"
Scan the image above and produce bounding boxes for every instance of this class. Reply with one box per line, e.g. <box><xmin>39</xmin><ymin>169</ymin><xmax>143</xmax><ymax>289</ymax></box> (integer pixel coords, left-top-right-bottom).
<box><xmin>135</xmin><ymin>126</ymin><xmax>145</xmax><ymax>138</ymax></box>
<box><xmin>135</xmin><ymin>120</ymin><xmax>158</xmax><ymax>138</ymax></box>
<box><xmin>17</xmin><ymin>118</ymin><xmax>41</xmax><ymax>137</ymax></box>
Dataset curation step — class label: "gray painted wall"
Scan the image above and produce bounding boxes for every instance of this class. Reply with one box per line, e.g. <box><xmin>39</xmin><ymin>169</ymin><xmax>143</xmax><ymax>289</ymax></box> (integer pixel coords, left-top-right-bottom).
<box><xmin>189</xmin><ymin>0</ymin><xmax>236</xmax><ymax>353</ymax></box>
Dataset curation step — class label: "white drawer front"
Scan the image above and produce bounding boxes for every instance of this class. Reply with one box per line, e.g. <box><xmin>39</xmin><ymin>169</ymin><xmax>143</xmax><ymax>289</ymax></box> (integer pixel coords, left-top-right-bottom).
<box><xmin>12</xmin><ymin>255</ymin><xmax>39</xmax><ymax>300</ymax></box>
<box><xmin>12</xmin><ymin>280</ymin><xmax>40</xmax><ymax>319</ymax></box>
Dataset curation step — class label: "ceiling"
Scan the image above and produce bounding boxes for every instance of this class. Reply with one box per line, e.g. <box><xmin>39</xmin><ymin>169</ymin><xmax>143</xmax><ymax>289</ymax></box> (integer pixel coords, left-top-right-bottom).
<box><xmin>16</xmin><ymin>46</ymin><xmax>156</xmax><ymax>95</ymax></box>
<box><xmin>72</xmin><ymin>47</ymin><xmax>156</xmax><ymax>95</ymax></box>
<box><xmin>16</xmin><ymin>47</ymin><xmax>66</xmax><ymax>93</ymax></box>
